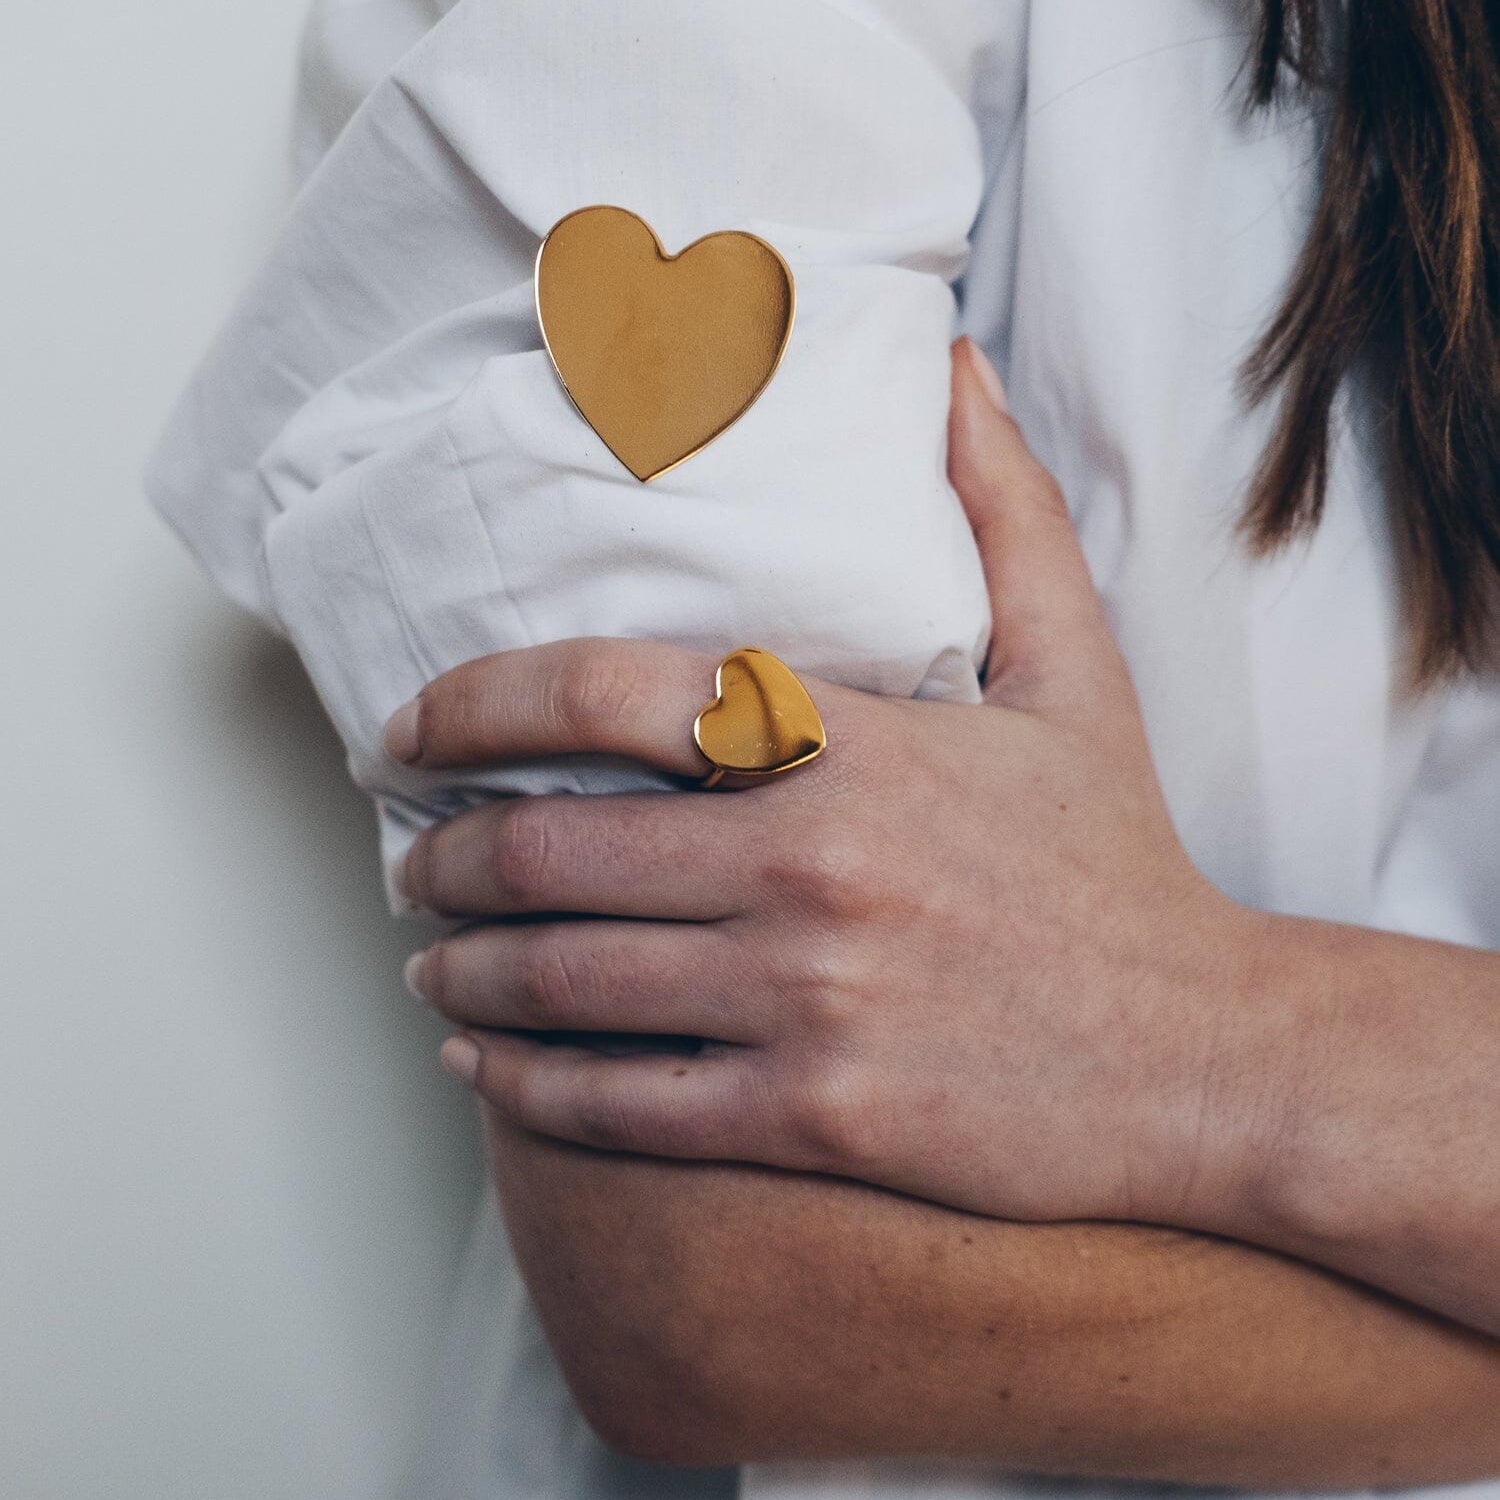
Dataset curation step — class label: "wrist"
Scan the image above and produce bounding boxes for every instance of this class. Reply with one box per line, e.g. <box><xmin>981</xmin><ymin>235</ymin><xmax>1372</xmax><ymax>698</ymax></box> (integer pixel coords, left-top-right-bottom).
<box><xmin>1174</xmin><ymin>908</ymin><xmax>1400</xmax><ymax>1265</ymax></box>
<box><xmin>1143</xmin><ymin>898</ymin><xmax>1315</xmax><ymax>1241</ymax></box>
<box><xmin>1134</xmin><ymin>896</ymin><xmax>1500</xmax><ymax>1335</ymax></box>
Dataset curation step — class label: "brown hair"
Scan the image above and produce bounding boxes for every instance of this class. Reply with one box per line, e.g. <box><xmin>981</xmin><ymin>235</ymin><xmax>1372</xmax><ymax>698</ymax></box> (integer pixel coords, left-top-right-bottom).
<box><xmin>1244</xmin><ymin>0</ymin><xmax>1500</xmax><ymax>682</ymax></box>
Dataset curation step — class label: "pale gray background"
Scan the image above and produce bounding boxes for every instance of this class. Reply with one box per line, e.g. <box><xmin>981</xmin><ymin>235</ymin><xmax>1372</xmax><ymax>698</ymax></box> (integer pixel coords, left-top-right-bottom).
<box><xmin>0</xmin><ymin>3</ymin><xmax>484</xmax><ymax>1496</ymax></box>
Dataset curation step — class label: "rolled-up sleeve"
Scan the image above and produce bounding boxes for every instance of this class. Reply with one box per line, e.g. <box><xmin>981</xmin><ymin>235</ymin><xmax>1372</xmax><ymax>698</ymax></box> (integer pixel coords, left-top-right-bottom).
<box><xmin>145</xmin><ymin>0</ymin><xmax>1027</xmax><ymax>894</ymax></box>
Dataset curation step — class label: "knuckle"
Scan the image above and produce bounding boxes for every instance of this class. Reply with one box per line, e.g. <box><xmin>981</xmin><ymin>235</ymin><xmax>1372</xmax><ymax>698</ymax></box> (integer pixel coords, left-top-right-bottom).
<box><xmin>991</xmin><ymin>412</ymin><xmax>1060</xmax><ymax>490</ymax></box>
<box><xmin>984</xmin><ymin>647</ymin><xmax>1050</xmax><ymax>711</ymax></box>
<box><xmin>569</xmin><ymin>1071</ymin><xmax>718</xmax><ymax>1159</ymax></box>
<box><xmin>1029</xmin><ymin>467</ymin><xmax>1069</xmax><ymax>521</ymax></box>
<box><xmin>550</xmin><ymin>641</ymin><xmax>645</xmax><ymax>742</ymax></box>
<box><xmin>787</xmin><ymin>1059</ymin><xmax>878</xmax><ymax>1174</ymax></box>
<box><xmin>513</xmin><ymin>931</ymin><xmax>589</xmax><ymax>1028</ymax></box>
<box><xmin>765</xmin><ymin>820</ymin><xmax>879</xmax><ymax>919</ymax></box>
<box><xmin>425</xmin><ymin>664</ymin><xmax>491</xmax><ymax>758</ymax></box>
<box><xmin>789</xmin><ymin>939</ymin><xmax>868</xmax><ymax>1033</ymax></box>
<box><xmin>571</xmin><ymin>1093</ymin><xmax>650</xmax><ymax>1156</ymax></box>
<box><xmin>487</xmin><ymin>803</ymin><xmax>555</xmax><ymax>907</ymax></box>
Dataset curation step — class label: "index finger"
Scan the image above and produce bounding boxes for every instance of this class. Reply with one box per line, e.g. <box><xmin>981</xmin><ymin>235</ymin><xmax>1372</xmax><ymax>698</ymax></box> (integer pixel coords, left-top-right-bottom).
<box><xmin>381</xmin><ymin>637</ymin><xmax>749</xmax><ymax>777</ymax></box>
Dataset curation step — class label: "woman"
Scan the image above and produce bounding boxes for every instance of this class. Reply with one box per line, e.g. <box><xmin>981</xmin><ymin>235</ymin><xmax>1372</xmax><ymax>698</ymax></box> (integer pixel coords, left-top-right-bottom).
<box><xmin>151</xmin><ymin>0</ymin><xmax>1500</xmax><ymax>1495</ymax></box>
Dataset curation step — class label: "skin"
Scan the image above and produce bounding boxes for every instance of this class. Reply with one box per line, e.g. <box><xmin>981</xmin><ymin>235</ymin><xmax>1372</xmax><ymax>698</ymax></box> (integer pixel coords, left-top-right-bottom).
<box><xmin>491</xmin><ymin>1118</ymin><xmax>1500</xmax><ymax>1482</ymax></box>
<box><xmin>390</xmin><ymin>340</ymin><xmax>1500</xmax><ymax>1473</ymax></box>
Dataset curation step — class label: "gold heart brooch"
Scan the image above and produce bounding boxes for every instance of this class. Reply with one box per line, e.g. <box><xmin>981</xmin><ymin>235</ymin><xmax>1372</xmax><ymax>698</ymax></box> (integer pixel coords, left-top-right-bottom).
<box><xmin>536</xmin><ymin>205</ymin><xmax>795</xmax><ymax>481</ymax></box>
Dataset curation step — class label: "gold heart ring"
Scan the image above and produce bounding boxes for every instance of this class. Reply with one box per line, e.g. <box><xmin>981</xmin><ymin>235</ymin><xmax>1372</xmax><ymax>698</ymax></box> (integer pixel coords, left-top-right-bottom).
<box><xmin>693</xmin><ymin>647</ymin><xmax>827</xmax><ymax>790</ymax></box>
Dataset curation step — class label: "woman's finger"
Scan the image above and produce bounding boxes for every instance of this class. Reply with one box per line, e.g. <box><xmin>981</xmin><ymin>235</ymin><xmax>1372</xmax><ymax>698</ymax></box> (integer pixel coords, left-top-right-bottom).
<box><xmin>947</xmin><ymin>338</ymin><xmax>1129</xmax><ymax>718</ymax></box>
<box><xmin>400</xmin><ymin>791</ymin><xmax>764</xmax><ymax>919</ymax></box>
<box><xmin>411</xmin><ymin>919</ymin><xmax>763</xmax><ymax>1043</ymax></box>
<box><xmin>382</xmin><ymin>637</ymin><xmax>720</xmax><ymax>775</ymax></box>
<box><xmin>444</xmin><ymin>1030</ymin><xmax>771</xmax><ymax>1162</ymax></box>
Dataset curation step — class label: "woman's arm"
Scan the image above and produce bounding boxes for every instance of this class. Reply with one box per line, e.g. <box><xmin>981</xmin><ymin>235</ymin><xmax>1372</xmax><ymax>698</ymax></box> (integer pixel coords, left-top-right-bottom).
<box><xmin>1196</xmin><ymin>908</ymin><xmax>1500</xmax><ymax>1350</ymax></box>
<box><xmin>399</xmin><ymin>344</ymin><xmax>1500</xmax><ymax>1337</ymax></box>
<box><xmin>490</xmin><ymin>1115</ymin><xmax>1500</xmax><ymax>1486</ymax></box>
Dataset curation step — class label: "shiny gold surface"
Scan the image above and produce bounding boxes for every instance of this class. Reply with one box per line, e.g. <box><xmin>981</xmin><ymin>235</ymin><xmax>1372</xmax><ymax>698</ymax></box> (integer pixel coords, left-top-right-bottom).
<box><xmin>694</xmin><ymin>647</ymin><xmax>827</xmax><ymax>786</ymax></box>
<box><xmin>536</xmin><ymin>205</ymin><xmax>795</xmax><ymax>482</ymax></box>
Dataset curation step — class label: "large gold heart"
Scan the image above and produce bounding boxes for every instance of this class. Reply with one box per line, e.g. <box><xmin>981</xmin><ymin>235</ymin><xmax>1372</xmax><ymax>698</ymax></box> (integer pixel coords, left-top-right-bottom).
<box><xmin>535</xmin><ymin>206</ymin><xmax>795</xmax><ymax>482</ymax></box>
<box><xmin>694</xmin><ymin>648</ymin><xmax>826</xmax><ymax>781</ymax></box>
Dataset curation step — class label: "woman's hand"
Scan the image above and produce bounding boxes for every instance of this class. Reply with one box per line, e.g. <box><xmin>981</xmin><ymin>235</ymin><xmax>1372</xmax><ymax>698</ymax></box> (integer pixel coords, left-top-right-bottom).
<box><xmin>388</xmin><ymin>339</ymin><xmax>1268</xmax><ymax>1231</ymax></box>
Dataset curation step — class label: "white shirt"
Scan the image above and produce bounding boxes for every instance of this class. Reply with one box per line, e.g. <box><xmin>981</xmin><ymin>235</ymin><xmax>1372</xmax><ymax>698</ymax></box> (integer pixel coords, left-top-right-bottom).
<box><xmin>147</xmin><ymin>2</ymin><xmax>1500</xmax><ymax>1497</ymax></box>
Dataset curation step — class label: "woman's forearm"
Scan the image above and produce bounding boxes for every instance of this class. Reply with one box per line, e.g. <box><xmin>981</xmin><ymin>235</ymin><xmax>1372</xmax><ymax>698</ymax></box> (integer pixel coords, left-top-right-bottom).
<box><xmin>488</xmin><ymin>1113</ymin><xmax>1500</xmax><ymax>1485</ymax></box>
<box><xmin>1203</xmin><ymin>909</ymin><xmax>1500</xmax><ymax>1337</ymax></box>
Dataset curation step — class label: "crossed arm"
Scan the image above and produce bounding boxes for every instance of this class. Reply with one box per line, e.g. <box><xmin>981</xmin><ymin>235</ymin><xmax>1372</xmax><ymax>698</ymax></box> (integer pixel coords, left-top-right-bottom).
<box><xmin>391</xmin><ymin>345</ymin><xmax>1500</xmax><ymax>1481</ymax></box>
<box><xmin>492</xmin><ymin>1118</ymin><xmax>1500</xmax><ymax>1485</ymax></box>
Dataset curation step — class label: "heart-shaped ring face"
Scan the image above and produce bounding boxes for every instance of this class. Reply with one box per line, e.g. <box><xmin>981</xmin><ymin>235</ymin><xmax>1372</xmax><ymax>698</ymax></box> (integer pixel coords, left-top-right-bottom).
<box><xmin>694</xmin><ymin>648</ymin><xmax>827</xmax><ymax>780</ymax></box>
<box><xmin>535</xmin><ymin>206</ymin><xmax>796</xmax><ymax>482</ymax></box>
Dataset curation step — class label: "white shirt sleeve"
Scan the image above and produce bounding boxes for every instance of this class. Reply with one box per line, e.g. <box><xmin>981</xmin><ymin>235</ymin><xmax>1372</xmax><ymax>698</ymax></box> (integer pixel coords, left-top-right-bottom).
<box><xmin>291</xmin><ymin>0</ymin><xmax>462</xmax><ymax>182</ymax></box>
<box><xmin>145</xmin><ymin>0</ymin><xmax>1027</xmax><ymax>897</ymax></box>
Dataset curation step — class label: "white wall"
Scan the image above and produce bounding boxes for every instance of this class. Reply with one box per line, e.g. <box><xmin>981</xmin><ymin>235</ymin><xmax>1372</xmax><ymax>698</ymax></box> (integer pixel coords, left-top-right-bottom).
<box><xmin>0</xmin><ymin>6</ymin><xmax>484</xmax><ymax>1497</ymax></box>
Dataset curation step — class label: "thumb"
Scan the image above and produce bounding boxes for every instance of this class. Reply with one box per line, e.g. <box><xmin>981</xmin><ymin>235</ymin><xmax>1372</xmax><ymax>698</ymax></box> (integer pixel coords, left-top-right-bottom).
<box><xmin>948</xmin><ymin>337</ymin><xmax>1127</xmax><ymax>716</ymax></box>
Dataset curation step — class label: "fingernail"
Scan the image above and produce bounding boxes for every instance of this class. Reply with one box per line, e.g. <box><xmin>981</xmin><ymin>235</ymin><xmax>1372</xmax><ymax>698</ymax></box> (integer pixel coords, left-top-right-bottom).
<box><xmin>963</xmin><ymin>337</ymin><xmax>1009</xmax><ymax>413</ymax></box>
<box><xmin>384</xmin><ymin>700</ymin><xmax>422</xmax><ymax>764</ymax></box>
<box><xmin>440</xmin><ymin>1035</ymin><xmax>481</xmax><ymax>1087</ymax></box>
<box><xmin>403</xmin><ymin>950</ymin><xmax>428</xmax><ymax>1000</ymax></box>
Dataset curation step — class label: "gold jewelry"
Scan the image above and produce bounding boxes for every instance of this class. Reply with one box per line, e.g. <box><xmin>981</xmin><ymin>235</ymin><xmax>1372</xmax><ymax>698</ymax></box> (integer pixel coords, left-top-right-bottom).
<box><xmin>694</xmin><ymin>648</ymin><xmax>827</xmax><ymax>790</ymax></box>
<box><xmin>535</xmin><ymin>205</ymin><xmax>795</xmax><ymax>483</ymax></box>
